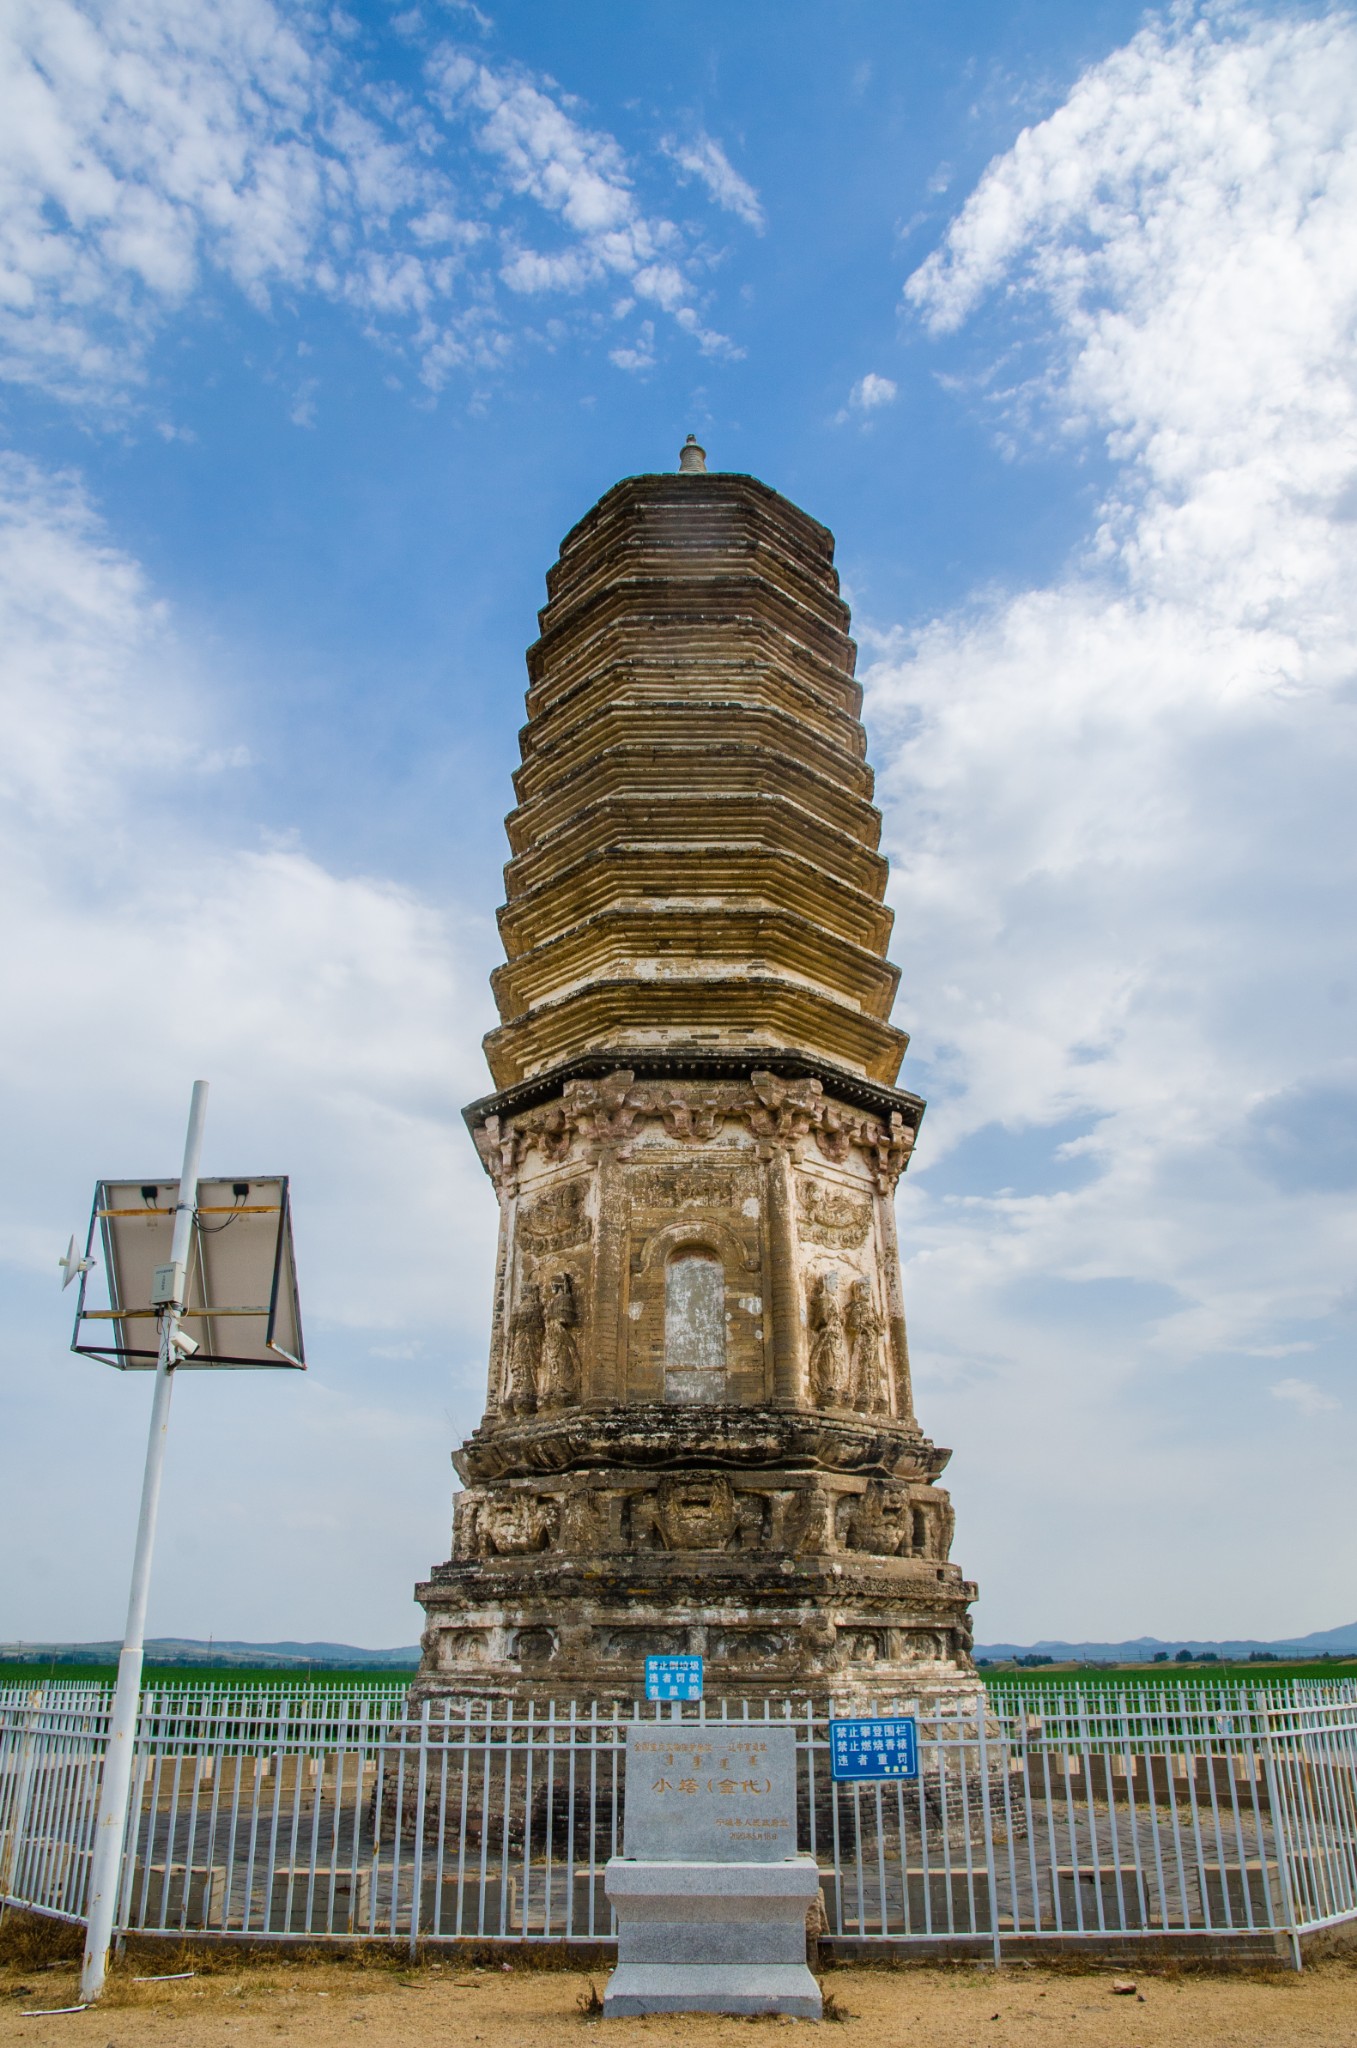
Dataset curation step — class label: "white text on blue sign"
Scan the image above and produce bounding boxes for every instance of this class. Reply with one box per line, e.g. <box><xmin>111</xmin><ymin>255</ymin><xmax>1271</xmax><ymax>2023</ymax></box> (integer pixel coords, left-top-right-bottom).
<box><xmin>828</xmin><ymin>1716</ymin><xmax>919</xmax><ymax>1781</ymax></box>
<box><xmin>645</xmin><ymin>1655</ymin><xmax>704</xmax><ymax>1701</ymax></box>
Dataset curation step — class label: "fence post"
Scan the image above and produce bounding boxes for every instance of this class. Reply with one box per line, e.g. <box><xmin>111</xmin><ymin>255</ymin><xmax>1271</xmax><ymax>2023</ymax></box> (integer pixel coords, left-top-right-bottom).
<box><xmin>1255</xmin><ymin>1689</ymin><xmax>1303</xmax><ymax>1972</ymax></box>
<box><xmin>409</xmin><ymin>1700</ymin><xmax>429</xmax><ymax>1962</ymax></box>
<box><xmin>976</xmin><ymin>1698</ymin><xmax>1002</xmax><ymax>1969</ymax></box>
<box><xmin>0</xmin><ymin>1688</ymin><xmax>43</xmax><ymax>1908</ymax></box>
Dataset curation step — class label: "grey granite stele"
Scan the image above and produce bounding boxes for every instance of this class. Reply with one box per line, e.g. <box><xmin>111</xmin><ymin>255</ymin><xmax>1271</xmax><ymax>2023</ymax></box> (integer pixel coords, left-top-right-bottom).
<box><xmin>621</xmin><ymin>1726</ymin><xmax>800</xmax><ymax>1860</ymax></box>
<box><xmin>601</xmin><ymin>1726</ymin><xmax>822</xmax><ymax>2019</ymax></box>
<box><xmin>602</xmin><ymin>1860</ymin><xmax>823</xmax><ymax>2018</ymax></box>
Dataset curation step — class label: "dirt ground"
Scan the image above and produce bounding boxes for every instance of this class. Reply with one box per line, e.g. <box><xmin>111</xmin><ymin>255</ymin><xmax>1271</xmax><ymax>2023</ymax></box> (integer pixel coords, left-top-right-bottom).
<box><xmin>2</xmin><ymin>1924</ymin><xmax>1355</xmax><ymax>2048</ymax></box>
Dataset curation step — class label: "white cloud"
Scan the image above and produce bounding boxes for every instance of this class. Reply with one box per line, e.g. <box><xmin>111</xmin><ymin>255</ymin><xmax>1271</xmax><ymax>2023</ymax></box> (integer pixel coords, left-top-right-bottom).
<box><xmin>0</xmin><ymin>451</ymin><xmax>497</xmax><ymax>1639</ymax></box>
<box><xmin>870</xmin><ymin>5</ymin><xmax>1357</xmax><ymax>1639</ymax></box>
<box><xmin>0</xmin><ymin>1</ymin><xmax>745</xmax><ymax>406</ymax></box>
<box><xmin>661</xmin><ymin>132</ymin><xmax>765</xmax><ymax>232</ymax></box>
<box><xmin>431</xmin><ymin>51</ymin><xmax>737</xmax><ymax>361</ymax></box>
<box><xmin>835</xmin><ymin>370</ymin><xmax>898</xmax><ymax>426</ymax></box>
<box><xmin>0</xmin><ymin>453</ymin><xmax>186</xmax><ymax>823</ymax></box>
<box><xmin>610</xmin><ymin>319</ymin><xmax>655</xmax><ymax>373</ymax></box>
<box><xmin>674</xmin><ymin>303</ymin><xmax>743</xmax><ymax>361</ymax></box>
<box><xmin>1271</xmin><ymin>1378</ymin><xmax>1340</xmax><ymax>1417</ymax></box>
<box><xmin>850</xmin><ymin>371</ymin><xmax>897</xmax><ymax>411</ymax></box>
<box><xmin>0</xmin><ymin>0</ymin><xmax>485</xmax><ymax>402</ymax></box>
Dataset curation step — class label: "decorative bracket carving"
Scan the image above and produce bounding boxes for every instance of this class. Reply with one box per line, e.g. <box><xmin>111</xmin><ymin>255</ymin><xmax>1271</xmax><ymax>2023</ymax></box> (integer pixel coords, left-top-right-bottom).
<box><xmin>473</xmin><ymin>1070</ymin><xmax>920</xmax><ymax>1193</ymax></box>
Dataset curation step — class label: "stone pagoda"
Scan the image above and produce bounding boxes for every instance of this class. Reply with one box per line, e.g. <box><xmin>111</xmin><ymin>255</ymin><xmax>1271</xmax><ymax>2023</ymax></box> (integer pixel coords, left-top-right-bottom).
<box><xmin>414</xmin><ymin>438</ymin><xmax>978</xmax><ymax>1703</ymax></box>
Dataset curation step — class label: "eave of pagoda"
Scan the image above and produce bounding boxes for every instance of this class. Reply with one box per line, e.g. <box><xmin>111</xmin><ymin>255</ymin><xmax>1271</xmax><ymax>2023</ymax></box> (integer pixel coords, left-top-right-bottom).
<box><xmin>497</xmin><ymin>845</ymin><xmax>894</xmax><ymax>958</ymax></box>
<box><xmin>484</xmin><ymin>974</ymin><xmax>909</xmax><ymax>1089</ymax></box>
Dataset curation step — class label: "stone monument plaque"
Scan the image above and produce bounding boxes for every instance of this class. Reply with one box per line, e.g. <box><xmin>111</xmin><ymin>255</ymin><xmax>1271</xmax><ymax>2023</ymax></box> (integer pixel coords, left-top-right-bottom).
<box><xmin>606</xmin><ymin>1723</ymin><xmax>819</xmax><ymax>2016</ymax></box>
<box><xmin>622</xmin><ymin>1725</ymin><xmax>798</xmax><ymax>1861</ymax></box>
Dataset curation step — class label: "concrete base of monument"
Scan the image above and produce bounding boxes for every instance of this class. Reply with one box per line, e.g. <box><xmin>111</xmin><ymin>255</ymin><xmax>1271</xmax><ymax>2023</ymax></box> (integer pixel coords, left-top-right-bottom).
<box><xmin>602</xmin><ymin>1859</ymin><xmax>823</xmax><ymax>2019</ymax></box>
<box><xmin>603</xmin><ymin>1965</ymin><xmax>823</xmax><ymax>2019</ymax></box>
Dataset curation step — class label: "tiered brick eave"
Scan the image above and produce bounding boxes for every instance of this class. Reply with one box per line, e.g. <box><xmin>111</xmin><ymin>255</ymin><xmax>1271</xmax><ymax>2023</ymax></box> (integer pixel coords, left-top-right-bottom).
<box><xmin>546</xmin><ymin>473</ymin><xmax>847</xmax><ymax>619</ymax></box>
<box><xmin>484</xmin><ymin>979</ymin><xmax>909</xmax><ymax>1089</ymax></box>
<box><xmin>491</xmin><ymin>906</ymin><xmax>901</xmax><ymax>1022</ymax></box>
<box><xmin>504</xmin><ymin>794</ymin><xmax>891</xmax><ymax>905</ymax></box>
<box><xmin>520</xmin><ymin>657</ymin><xmax>869</xmax><ymax>756</ymax></box>
<box><xmin>506</xmin><ymin>746</ymin><xmax>883</xmax><ymax>865</ymax></box>
<box><xmin>513</xmin><ymin>699</ymin><xmax>873</xmax><ymax>809</ymax></box>
<box><xmin>498</xmin><ymin>847</ymin><xmax>895</xmax><ymax>959</ymax></box>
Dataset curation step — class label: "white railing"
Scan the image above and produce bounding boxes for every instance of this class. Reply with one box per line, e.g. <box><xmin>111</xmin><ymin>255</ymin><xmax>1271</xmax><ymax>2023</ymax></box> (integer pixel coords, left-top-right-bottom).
<box><xmin>3</xmin><ymin>1680</ymin><xmax>1356</xmax><ymax>1959</ymax></box>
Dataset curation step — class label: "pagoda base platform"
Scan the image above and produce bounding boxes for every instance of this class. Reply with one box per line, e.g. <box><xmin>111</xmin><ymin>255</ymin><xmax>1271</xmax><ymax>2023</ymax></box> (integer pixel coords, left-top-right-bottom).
<box><xmin>414</xmin><ymin>1409</ymin><xmax>977</xmax><ymax>1705</ymax></box>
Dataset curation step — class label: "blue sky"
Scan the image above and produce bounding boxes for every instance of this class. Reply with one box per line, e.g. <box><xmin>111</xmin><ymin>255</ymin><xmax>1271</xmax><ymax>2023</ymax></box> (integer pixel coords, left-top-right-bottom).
<box><xmin>3</xmin><ymin>0</ymin><xmax>1356</xmax><ymax>1651</ymax></box>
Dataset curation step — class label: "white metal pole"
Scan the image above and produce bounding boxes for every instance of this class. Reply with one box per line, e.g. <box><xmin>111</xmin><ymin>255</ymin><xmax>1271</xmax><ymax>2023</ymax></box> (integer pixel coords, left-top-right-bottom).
<box><xmin>80</xmin><ymin>1081</ymin><xmax>208</xmax><ymax>2004</ymax></box>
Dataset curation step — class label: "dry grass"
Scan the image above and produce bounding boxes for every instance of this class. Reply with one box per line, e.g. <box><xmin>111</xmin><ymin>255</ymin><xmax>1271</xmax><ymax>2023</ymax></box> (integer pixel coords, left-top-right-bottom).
<box><xmin>3</xmin><ymin>1911</ymin><xmax>1357</xmax><ymax>2045</ymax></box>
<box><xmin>0</xmin><ymin>1912</ymin><xmax>81</xmax><ymax>1973</ymax></box>
<box><xmin>817</xmin><ymin>1987</ymin><xmax>854</xmax><ymax>2021</ymax></box>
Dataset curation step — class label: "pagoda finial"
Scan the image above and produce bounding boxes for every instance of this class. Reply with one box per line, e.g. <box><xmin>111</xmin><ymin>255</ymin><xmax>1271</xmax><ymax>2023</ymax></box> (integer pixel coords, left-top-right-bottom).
<box><xmin>678</xmin><ymin>433</ymin><xmax>707</xmax><ymax>474</ymax></box>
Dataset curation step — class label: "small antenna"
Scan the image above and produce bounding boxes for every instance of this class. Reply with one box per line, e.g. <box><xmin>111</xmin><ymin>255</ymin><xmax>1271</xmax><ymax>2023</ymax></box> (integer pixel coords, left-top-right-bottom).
<box><xmin>59</xmin><ymin>1236</ymin><xmax>95</xmax><ymax>1291</ymax></box>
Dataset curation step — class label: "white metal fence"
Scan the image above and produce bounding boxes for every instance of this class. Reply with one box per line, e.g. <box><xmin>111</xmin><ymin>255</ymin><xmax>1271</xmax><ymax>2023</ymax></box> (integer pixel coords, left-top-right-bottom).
<box><xmin>3</xmin><ymin>1679</ymin><xmax>1356</xmax><ymax>1962</ymax></box>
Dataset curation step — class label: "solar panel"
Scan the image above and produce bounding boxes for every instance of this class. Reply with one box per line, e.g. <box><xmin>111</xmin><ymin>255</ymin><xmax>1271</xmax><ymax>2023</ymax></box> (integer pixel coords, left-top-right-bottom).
<box><xmin>71</xmin><ymin>1175</ymin><xmax>304</xmax><ymax>1369</ymax></box>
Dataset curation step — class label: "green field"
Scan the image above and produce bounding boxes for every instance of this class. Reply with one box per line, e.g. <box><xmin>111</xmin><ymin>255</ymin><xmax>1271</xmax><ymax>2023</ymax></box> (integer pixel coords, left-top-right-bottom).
<box><xmin>3</xmin><ymin>1658</ymin><xmax>1353</xmax><ymax>1693</ymax></box>
<box><xmin>0</xmin><ymin>1662</ymin><xmax>413</xmax><ymax>1689</ymax></box>
<box><xmin>982</xmin><ymin>1659</ymin><xmax>1357</xmax><ymax>1686</ymax></box>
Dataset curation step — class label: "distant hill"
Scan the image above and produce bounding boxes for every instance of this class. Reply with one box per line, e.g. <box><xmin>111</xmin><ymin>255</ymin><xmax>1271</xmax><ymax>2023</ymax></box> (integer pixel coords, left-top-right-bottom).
<box><xmin>975</xmin><ymin>1621</ymin><xmax>1357</xmax><ymax>1663</ymax></box>
<box><xmin>7</xmin><ymin>1622</ymin><xmax>1357</xmax><ymax>1674</ymax></box>
<box><xmin>0</xmin><ymin>1637</ymin><xmax>421</xmax><ymax>1670</ymax></box>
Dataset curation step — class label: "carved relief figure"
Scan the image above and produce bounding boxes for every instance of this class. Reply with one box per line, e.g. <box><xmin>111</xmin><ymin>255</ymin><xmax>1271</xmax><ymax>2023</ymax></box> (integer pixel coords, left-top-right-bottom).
<box><xmin>936</xmin><ymin>1498</ymin><xmax>956</xmax><ymax>1559</ymax></box>
<box><xmin>839</xmin><ymin>1480</ymin><xmax>909</xmax><ymax>1556</ymax></box>
<box><xmin>807</xmin><ymin>1271</ymin><xmax>851</xmax><ymax>1407</ymax></box>
<box><xmin>517</xmin><ymin>1179</ymin><xmax>592</xmax><ymax>1253</ymax></box>
<box><xmin>452</xmin><ymin>1492</ymin><xmax>482</xmax><ymax>1560</ymax></box>
<box><xmin>535</xmin><ymin>1102</ymin><xmax>572</xmax><ymax>1163</ymax></box>
<box><xmin>658</xmin><ymin>1091</ymin><xmax>725</xmax><ymax>1142</ymax></box>
<box><xmin>563</xmin><ymin>1069</ymin><xmax>641</xmax><ymax>1148</ymax></box>
<box><xmin>867</xmin><ymin>1112</ymin><xmax>916</xmax><ymax>1190</ymax></box>
<box><xmin>749</xmin><ymin>1069</ymin><xmax>822</xmax><ymax>1143</ymax></box>
<box><xmin>473</xmin><ymin>1112</ymin><xmax>520</xmax><ymax>1189</ymax></box>
<box><xmin>633</xmin><ymin>1165</ymin><xmax>736</xmax><ymax>1209</ymax></box>
<box><xmin>558</xmin><ymin>1487</ymin><xmax>615</xmax><ymax>1554</ymax></box>
<box><xmin>840</xmin><ymin>1630</ymin><xmax>885</xmax><ymax>1665</ymax></box>
<box><xmin>801</xmin><ymin>1615</ymin><xmax>839</xmax><ymax>1674</ymax></box>
<box><xmin>656</xmin><ymin>1473</ymin><xmax>737</xmax><ymax>1551</ymax></box>
<box><xmin>798</xmin><ymin>1180</ymin><xmax>872</xmax><ymax>1249</ymax></box>
<box><xmin>479</xmin><ymin>1495</ymin><xmax>558</xmax><ymax>1556</ymax></box>
<box><xmin>846</xmin><ymin>1278</ymin><xmax>889</xmax><ymax>1413</ymax></box>
<box><xmin>503</xmin><ymin>1280</ymin><xmax>543</xmax><ymax>1414</ymax></box>
<box><xmin>771</xmin><ymin>1484</ymin><xmax>835</xmax><ymax>1555</ymax></box>
<box><xmin>812</xmin><ymin>1102</ymin><xmax>853</xmax><ymax>1165</ymax></box>
<box><xmin>908</xmin><ymin>1497</ymin><xmax>955</xmax><ymax>1560</ymax></box>
<box><xmin>428</xmin><ymin>1627</ymin><xmax>491</xmax><ymax>1669</ymax></box>
<box><xmin>734</xmin><ymin>1491</ymin><xmax>767</xmax><ymax>1551</ymax></box>
<box><xmin>540</xmin><ymin>1272</ymin><xmax>582</xmax><ymax>1407</ymax></box>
